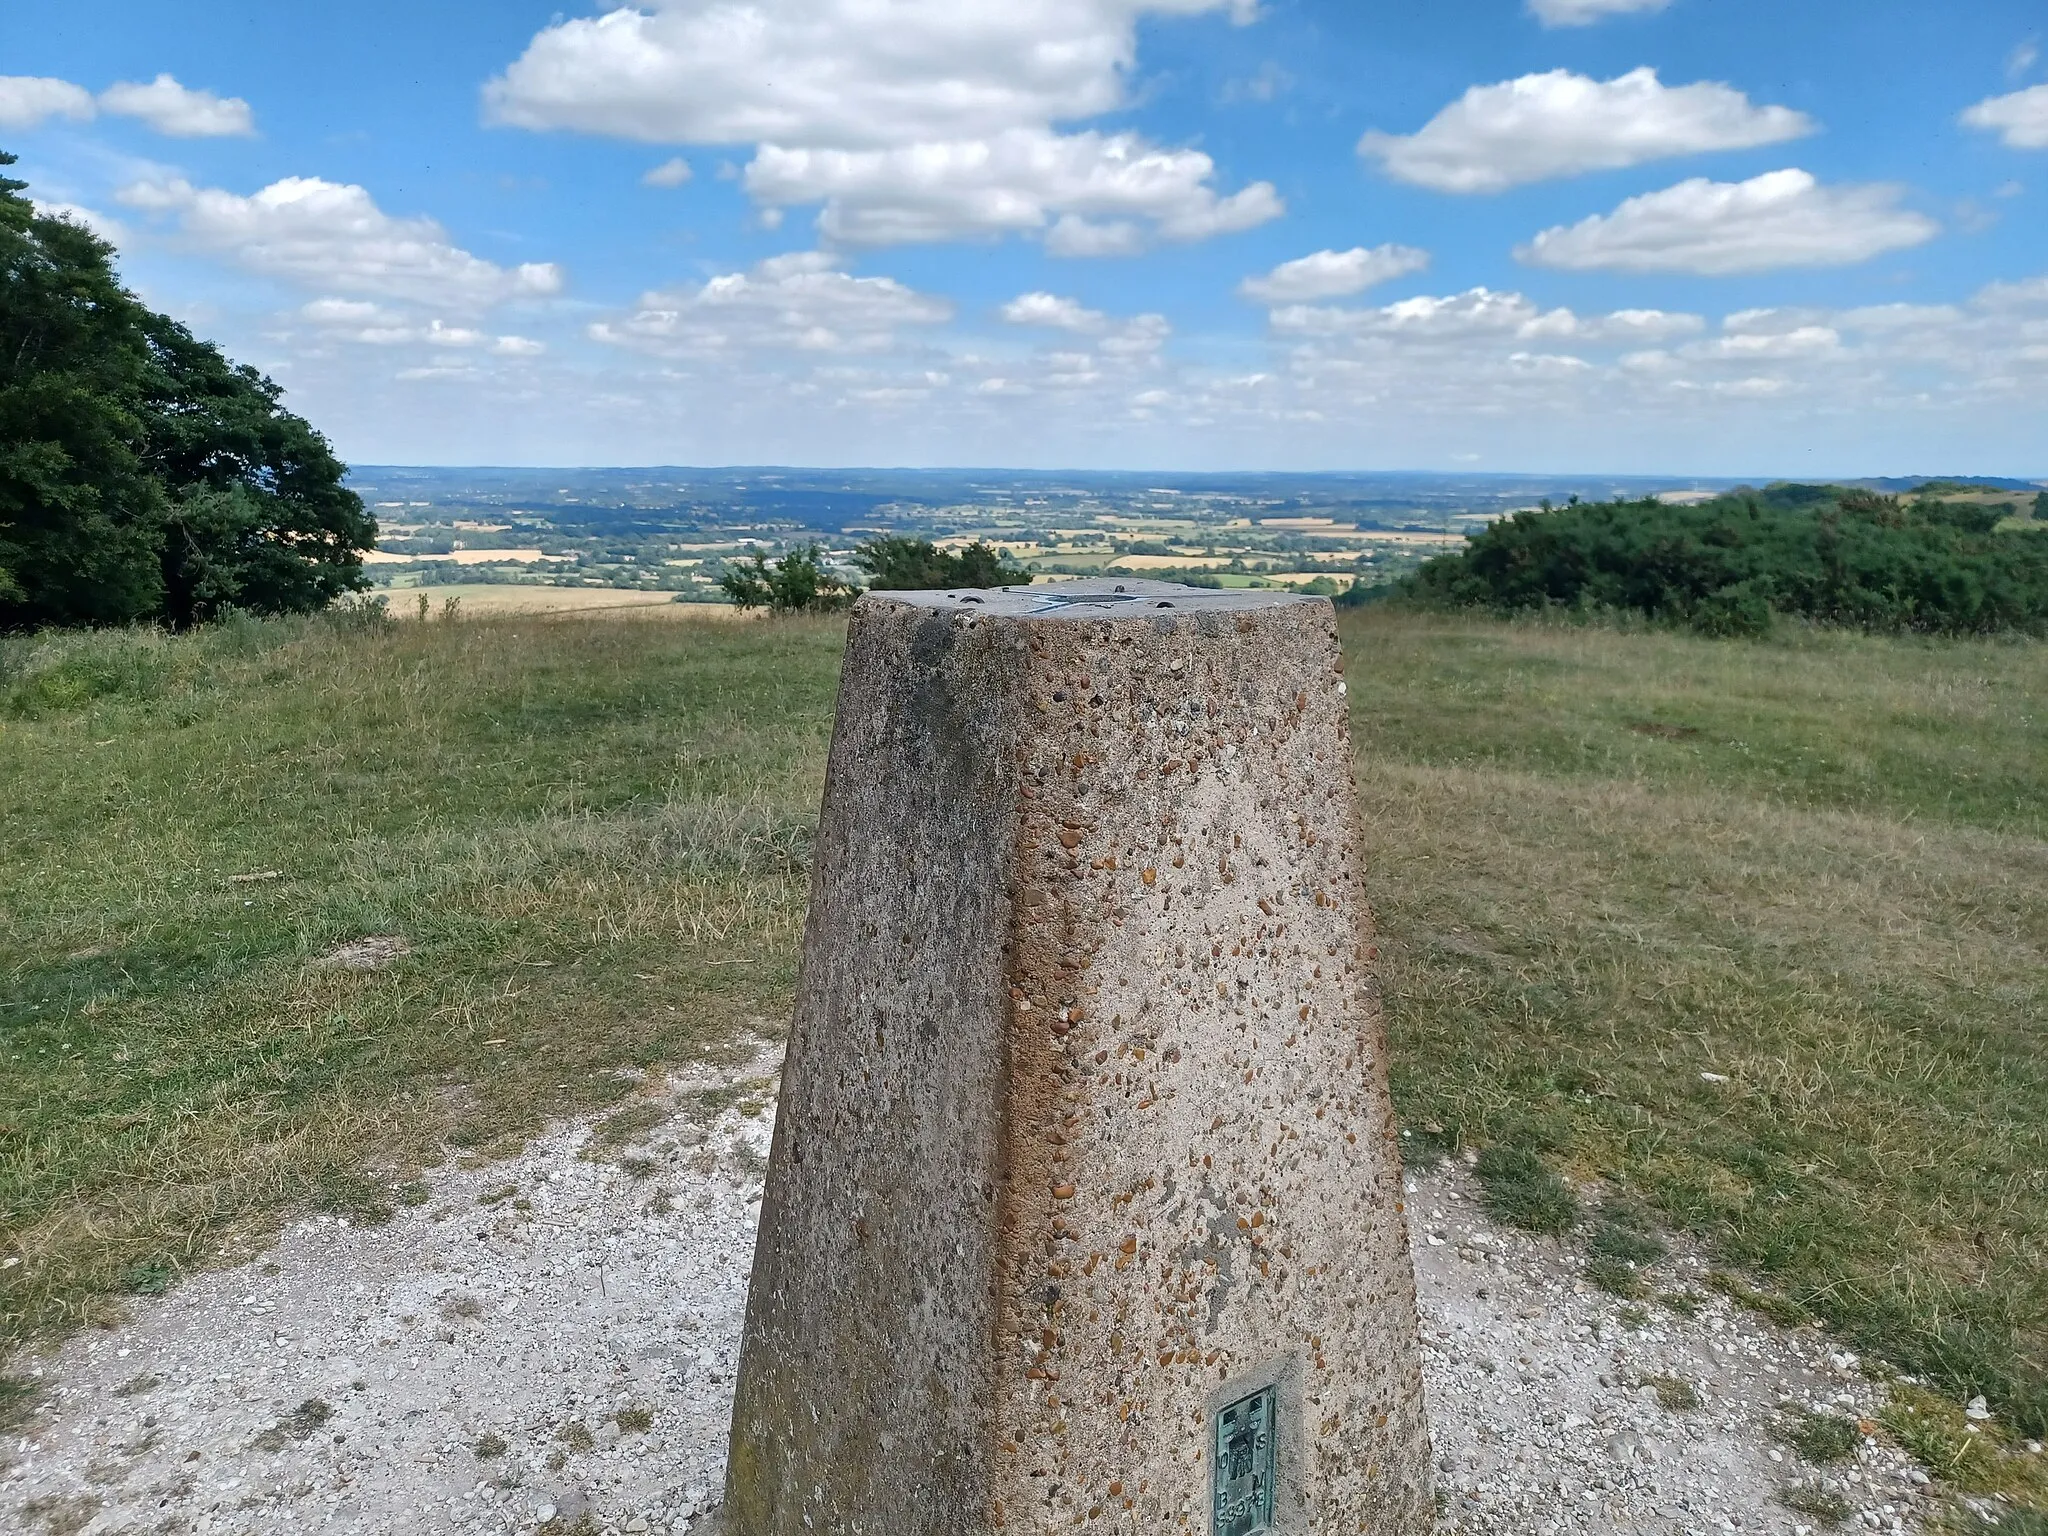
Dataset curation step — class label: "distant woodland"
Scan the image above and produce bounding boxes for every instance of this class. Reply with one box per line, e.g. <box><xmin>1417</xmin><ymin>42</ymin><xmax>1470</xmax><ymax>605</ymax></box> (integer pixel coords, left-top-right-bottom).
<box><xmin>1401</xmin><ymin>483</ymin><xmax>2048</xmax><ymax>636</ymax></box>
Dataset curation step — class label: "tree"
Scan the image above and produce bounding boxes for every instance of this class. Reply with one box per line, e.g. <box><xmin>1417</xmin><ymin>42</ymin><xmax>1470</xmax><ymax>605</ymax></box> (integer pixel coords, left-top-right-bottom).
<box><xmin>718</xmin><ymin>543</ymin><xmax>856</xmax><ymax>613</ymax></box>
<box><xmin>852</xmin><ymin>535</ymin><xmax>1029</xmax><ymax>590</ymax></box>
<box><xmin>0</xmin><ymin>150</ymin><xmax>373</xmax><ymax>630</ymax></box>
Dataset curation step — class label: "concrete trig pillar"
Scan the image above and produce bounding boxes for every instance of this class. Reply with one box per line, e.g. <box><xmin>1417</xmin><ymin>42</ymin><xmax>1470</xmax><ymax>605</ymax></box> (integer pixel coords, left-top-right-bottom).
<box><xmin>724</xmin><ymin>579</ymin><xmax>1431</xmax><ymax>1534</ymax></box>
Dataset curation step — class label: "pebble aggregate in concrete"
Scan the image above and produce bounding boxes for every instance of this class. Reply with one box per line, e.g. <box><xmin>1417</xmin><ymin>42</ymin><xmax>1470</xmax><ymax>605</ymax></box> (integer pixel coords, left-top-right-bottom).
<box><xmin>4</xmin><ymin>1049</ymin><xmax>1938</xmax><ymax>1536</ymax></box>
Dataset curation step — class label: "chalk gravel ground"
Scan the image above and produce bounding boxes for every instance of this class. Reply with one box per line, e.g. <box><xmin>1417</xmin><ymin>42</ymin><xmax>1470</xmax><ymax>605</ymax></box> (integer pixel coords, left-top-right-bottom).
<box><xmin>4</xmin><ymin>1046</ymin><xmax>1936</xmax><ymax>1536</ymax></box>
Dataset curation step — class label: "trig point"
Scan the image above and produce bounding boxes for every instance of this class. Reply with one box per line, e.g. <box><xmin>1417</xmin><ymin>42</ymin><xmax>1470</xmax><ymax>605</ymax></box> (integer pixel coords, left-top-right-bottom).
<box><xmin>725</xmin><ymin>579</ymin><xmax>1432</xmax><ymax>1534</ymax></box>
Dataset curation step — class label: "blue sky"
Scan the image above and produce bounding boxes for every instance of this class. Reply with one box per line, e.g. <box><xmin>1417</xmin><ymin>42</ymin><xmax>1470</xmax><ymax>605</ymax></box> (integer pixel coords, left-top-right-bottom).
<box><xmin>4</xmin><ymin>0</ymin><xmax>2045</xmax><ymax>474</ymax></box>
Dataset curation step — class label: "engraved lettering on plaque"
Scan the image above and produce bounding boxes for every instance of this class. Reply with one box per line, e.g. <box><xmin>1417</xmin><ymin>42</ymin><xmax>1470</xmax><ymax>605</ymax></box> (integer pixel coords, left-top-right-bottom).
<box><xmin>1212</xmin><ymin>1386</ymin><xmax>1277</xmax><ymax>1536</ymax></box>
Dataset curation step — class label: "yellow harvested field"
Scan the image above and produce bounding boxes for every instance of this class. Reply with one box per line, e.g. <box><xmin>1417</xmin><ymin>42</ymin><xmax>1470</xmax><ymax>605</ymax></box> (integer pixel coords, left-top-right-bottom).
<box><xmin>362</xmin><ymin>548</ymin><xmax>571</xmax><ymax>566</ymax></box>
<box><xmin>1109</xmin><ymin>554</ymin><xmax>1235</xmax><ymax>570</ymax></box>
<box><xmin>388</xmin><ymin>584</ymin><xmax>760</xmax><ymax>620</ymax></box>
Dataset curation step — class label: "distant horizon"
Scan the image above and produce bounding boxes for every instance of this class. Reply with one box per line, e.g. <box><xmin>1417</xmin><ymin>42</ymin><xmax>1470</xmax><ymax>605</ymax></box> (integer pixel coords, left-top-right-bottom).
<box><xmin>346</xmin><ymin>464</ymin><xmax>2048</xmax><ymax>487</ymax></box>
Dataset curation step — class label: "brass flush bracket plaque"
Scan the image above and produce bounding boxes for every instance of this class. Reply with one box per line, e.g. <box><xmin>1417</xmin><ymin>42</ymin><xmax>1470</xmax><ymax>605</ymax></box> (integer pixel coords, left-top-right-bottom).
<box><xmin>1212</xmin><ymin>1385</ymin><xmax>1278</xmax><ymax>1536</ymax></box>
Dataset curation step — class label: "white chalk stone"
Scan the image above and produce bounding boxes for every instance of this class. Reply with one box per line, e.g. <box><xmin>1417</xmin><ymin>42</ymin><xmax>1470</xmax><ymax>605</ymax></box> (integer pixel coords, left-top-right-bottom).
<box><xmin>725</xmin><ymin>580</ymin><xmax>1431</xmax><ymax>1535</ymax></box>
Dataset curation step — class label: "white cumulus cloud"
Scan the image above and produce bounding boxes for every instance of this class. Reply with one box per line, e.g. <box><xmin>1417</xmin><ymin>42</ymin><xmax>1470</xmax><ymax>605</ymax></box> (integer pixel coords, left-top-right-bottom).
<box><xmin>99</xmin><ymin>75</ymin><xmax>256</xmax><ymax>137</ymax></box>
<box><xmin>1516</xmin><ymin>169</ymin><xmax>1939</xmax><ymax>274</ymax></box>
<box><xmin>485</xmin><ymin>0</ymin><xmax>1253</xmax><ymax>146</ymax></box>
<box><xmin>1001</xmin><ymin>292</ymin><xmax>1108</xmax><ymax>331</ymax></box>
<box><xmin>1963</xmin><ymin>84</ymin><xmax>2048</xmax><ymax>150</ymax></box>
<box><xmin>0</xmin><ymin>76</ymin><xmax>96</xmax><ymax>130</ymax></box>
<box><xmin>1359</xmin><ymin>68</ymin><xmax>1813</xmax><ymax>193</ymax></box>
<box><xmin>484</xmin><ymin>0</ymin><xmax>1277</xmax><ymax>251</ymax></box>
<box><xmin>589</xmin><ymin>251</ymin><xmax>954</xmax><ymax>355</ymax></box>
<box><xmin>744</xmin><ymin>128</ymin><xmax>1280</xmax><ymax>247</ymax></box>
<box><xmin>643</xmin><ymin>157</ymin><xmax>694</xmax><ymax>188</ymax></box>
<box><xmin>116</xmin><ymin>175</ymin><xmax>564</xmax><ymax>306</ymax></box>
<box><xmin>1527</xmin><ymin>0</ymin><xmax>1671</xmax><ymax>26</ymax></box>
<box><xmin>1239</xmin><ymin>244</ymin><xmax>1430</xmax><ymax>304</ymax></box>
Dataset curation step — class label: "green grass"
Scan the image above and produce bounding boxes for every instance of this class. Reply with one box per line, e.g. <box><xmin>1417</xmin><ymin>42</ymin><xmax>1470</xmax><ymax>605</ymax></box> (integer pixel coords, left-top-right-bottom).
<box><xmin>1472</xmin><ymin>1143</ymin><xmax>1579</xmax><ymax>1235</ymax></box>
<box><xmin>1776</xmin><ymin>1406</ymin><xmax>1863</xmax><ymax>1464</ymax></box>
<box><xmin>1348</xmin><ymin>611</ymin><xmax>2047</xmax><ymax>1445</ymax></box>
<box><xmin>1778</xmin><ymin>1482</ymin><xmax>1854</xmax><ymax>1525</ymax></box>
<box><xmin>2</xmin><ymin>603</ymin><xmax>2043</xmax><ymax>1486</ymax></box>
<box><xmin>1</xmin><ymin>608</ymin><xmax>840</xmax><ymax>1344</ymax></box>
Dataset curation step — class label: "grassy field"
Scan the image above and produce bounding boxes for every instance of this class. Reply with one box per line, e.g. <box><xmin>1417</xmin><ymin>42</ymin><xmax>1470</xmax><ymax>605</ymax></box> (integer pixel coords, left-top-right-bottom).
<box><xmin>1</xmin><ymin>609</ymin><xmax>838</xmax><ymax>1344</ymax></box>
<box><xmin>2</xmin><ymin>605</ymin><xmax>2043</xmax><ymax>1499</ymax></box>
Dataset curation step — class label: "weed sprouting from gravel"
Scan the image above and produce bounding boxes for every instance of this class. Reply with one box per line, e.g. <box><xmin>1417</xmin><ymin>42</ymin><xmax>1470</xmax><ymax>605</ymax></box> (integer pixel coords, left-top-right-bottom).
<box><xmin>315</xmin><ymin>1171</ymin><xmax>394</xmax><ymax>1226</ymax></box>
<box><xmin>1398</xmin><ymin>1125</ymin><xmax>1458</xmax><ymax>1172</ymax></box>
<box><xmin>0</xmin><ymin>1374</ymin><xmax>39</xmax><ymax>1432</ymax></box>
<box><xmin>1778</xmin><ymin>1481</ymin><xmax>1853</xmax><ymax>1524</ymax></box>
<box><xmin>439</xmin><ymin>1293</ymin><xmax>483</xmax><ymax>1321</ymax></box>
<box><xmin>555</xmin><ymin>1420</ymin><xmax>595</xmax><ymax>1453</ymax></box>
<box><xmin>592</xmin><ymin>1102</ymin><xmax>671</xmax><ymax>1148</ymax></box>
<box><xmin>19</xmin><ymin>1494</ymin><xmax>101</xmax><ymax>1535</ymax></box>
<box><xmin>473</xmin><ymin>1433</ymin><xmax>507</xmax><ymax>1460</ymax></box>
<box><xmin>1649</xmin><ymin>1375</ymin><xmax>1701</xmax><ymax>1411</ymax></box>
<box><xmin>1707</xmin><ymin>1271</ymin><xmax>1810</xmax><ymax>1330</ymax></box>
<box><xmin>252</xmin><ymin>1398</ymin><xmax>333</xmax><ymax>1451</ymax></box>
<box><xmin>615</xmin><ymin>1405</ymin><xmax>653</xmax><ymax>1434</ymax></box>
<box><xmin>1776</xmin><ymin>1406</ymin><xmax>1861</xmax><ymax>1463</ymax></box>
<box><xmin>118</xmin><ymin>1259</ymin><xmax>177</xmax><ymax>1297</ymax></box>
<box><xmin>1473</xmin><ymin>1145</ymin><xmax>1578</xmax><ymax>1235</ymax></box>
<box><xmin>618</xmin><ymin>1156</ymin><xmax>659</xmax><ymax>1179</ymax></box>
<box><xmin>394</xmin><ymin>1180</ymin><xmax>430</xmax><ymax>1207</ymax></box>
<box><xmin>1583</xmin><ymin>1199</ymin><xmax>1670</xmax><ymax>1297</ymax></box>
<box><xmin>1586</xmin><ymin>1254</ymin><xmax>1648</xmax><ymax>1298</ymax></box>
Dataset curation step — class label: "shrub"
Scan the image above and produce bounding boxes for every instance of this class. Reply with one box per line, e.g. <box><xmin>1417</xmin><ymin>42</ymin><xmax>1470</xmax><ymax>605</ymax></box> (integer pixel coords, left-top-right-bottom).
<box><xmin>718</xmin><ymin>544</ymin><xmax>856</xmax><ymax>613</ymax></box>
<box><xmin>851</xmin><ymin>535</ymin><xmax>1029</xmax><ymax>591</ymax></box>
<box><xmin>1399</xmin><ymin>485</ymin><xmax>2048</xmax><ymax>637</ymax></box>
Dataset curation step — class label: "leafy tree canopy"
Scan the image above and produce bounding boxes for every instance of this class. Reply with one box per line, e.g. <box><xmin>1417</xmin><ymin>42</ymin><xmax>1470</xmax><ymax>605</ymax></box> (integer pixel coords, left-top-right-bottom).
<box><xmin>718</xmin><ymin>543</ymin><xmax>856</xmax><ymax>614</ymax></box>
<box><xmin>1400</xmin><ymin>484</ymin><xmax>2048</xmax><ymax>637</ymax></box>
<box><xmin>0</xmin><ymin>150</ymin><xmax>373</xmax><ymax>630</ymax></box>
<box><xmin>852</xmin><ymin>535</ymin><xmax>1029</xmax><ymax>590</ymax></box>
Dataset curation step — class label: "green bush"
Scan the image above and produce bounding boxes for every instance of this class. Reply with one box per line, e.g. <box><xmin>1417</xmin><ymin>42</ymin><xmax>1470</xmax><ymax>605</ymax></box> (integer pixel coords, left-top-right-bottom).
<box><xmin>851</xmin><ymin>535</ymin><xmax>1029</xmax><ymax>590</ymax></box>
<box><xmin>718</xmin><ymin>544</ymin><xmax>856</xmax><ymax>613</ymax></box>
<box><xmin>1400</xmin><ymin>485</ymin><xmax>2048</xmax><ymax>637</ymax></box>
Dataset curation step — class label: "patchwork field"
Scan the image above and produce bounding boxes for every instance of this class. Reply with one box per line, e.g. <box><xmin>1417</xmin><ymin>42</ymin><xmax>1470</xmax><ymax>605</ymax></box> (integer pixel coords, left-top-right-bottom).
<box><xmin>1</xmin><ymin>605</ymin><xmax>2042</xmax><ymax>1509</ymax></box>
<box><xmin>386</xmin><ymin>585</ymin><xmax>760</xmax><ymax>620</ymax></box>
